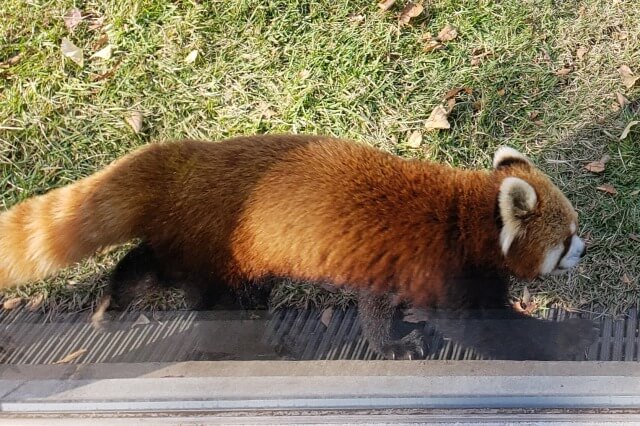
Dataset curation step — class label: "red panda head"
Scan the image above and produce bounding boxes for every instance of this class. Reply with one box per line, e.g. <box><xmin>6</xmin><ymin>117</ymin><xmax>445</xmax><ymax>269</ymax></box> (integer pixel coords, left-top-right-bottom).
<box><xmin>493</xmin><ymin>147</ymin><xmax>586</xmax><ymax>280</ymax></box>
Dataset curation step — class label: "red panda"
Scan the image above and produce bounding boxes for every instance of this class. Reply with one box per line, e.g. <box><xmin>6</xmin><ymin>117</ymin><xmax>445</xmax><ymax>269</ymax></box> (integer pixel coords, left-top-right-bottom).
<box><xmin>0</xmin><ymin>135</ymin><xmax>595</xmax><ymax>359</ymax></box>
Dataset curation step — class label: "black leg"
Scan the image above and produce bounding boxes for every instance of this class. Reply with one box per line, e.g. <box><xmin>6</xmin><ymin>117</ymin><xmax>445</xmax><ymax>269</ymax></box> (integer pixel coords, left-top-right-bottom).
<box><xmin>357</xmin><ymin>291</ymin><xmax>426</xmax><ymax>359</ymax></box>
<box><xmin>433</xmin><ymin>272</ymin><xmax>598</xmax><ymax>360</ymax></box>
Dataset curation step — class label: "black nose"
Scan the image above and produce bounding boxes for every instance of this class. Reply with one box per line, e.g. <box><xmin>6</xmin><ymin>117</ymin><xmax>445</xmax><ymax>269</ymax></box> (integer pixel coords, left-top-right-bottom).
<box><xmin>580</xmin><ymin>246</ymin><xmax>587</xmax><ymax>258</ymax></box>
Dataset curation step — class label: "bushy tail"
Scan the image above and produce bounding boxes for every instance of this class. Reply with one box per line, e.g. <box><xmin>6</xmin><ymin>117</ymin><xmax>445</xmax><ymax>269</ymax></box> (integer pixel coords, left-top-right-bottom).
<box><xmin>0</xmin><ymin>146</ymin><xmax>155</xmax><ymax>288</ymax></box>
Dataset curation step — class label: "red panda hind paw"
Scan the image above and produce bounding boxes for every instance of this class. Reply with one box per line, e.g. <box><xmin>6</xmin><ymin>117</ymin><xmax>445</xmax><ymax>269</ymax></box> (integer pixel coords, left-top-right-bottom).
<box><xmin>551</xmin><ymin>317</ymin><xmax>599</xmax><ymax>360</ymax></box>
<box><xmin>380</xmin><ymin>330</ymin><xmax>427</xmax><ymax>360</ymax></box>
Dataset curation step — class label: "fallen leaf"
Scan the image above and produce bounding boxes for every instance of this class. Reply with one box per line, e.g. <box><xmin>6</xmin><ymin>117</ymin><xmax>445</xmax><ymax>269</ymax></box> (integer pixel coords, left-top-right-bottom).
<box><xmin>446</xmin><ymin>97</ymin><xmax>456</xmax><ymax>113</ymax></box>
<box><xmin>90</xmin><ymin>59</ymin><xmax>121</xmax><ymax>82</ymax></box>
<box><xmin>583</xmin><ymin>154</ymin><xmax>611</xmax><ymax>174</ymax></box>
<box><xmin>64</xmin><ymin>8</ymin><xmax>82</xmax><ymax>32</ymax></box>
<box><xmin>257</xmin><ymin>101</ymin><xmax>276</xmax><ymax>119</ymax></box>
<box><xmin>528</xmin><ymin>110</ymin><xmax>539</xmax><ymax>120</ymax></box>
<box><xmin>443</xmin><ymin>87</ymin><xmax>463</xmax><ymax>100</ymax></box>
<box><xmin>184</xmin><ymin>49</ymin><xmax>198</xmax><ymax>64</ymax></box>
<box><xmin>406</xmin><ymin>130</ymin><xmax>423</xmax><ymax>148</ymax></box>
<box><xmin>88</xmin><ymin>15</ymin><xmax>105</xmax><ymax>31</ymax></box>
<box><xmin>630</xmin><ymin>189</ymin><xmax>640</xmax><ymax>196</ymax></box>
<box><xmin>348</xmin><ymin>14</ymin><xmax>365</xmax><ymax>24</ymax></box>
<box><xmin>533</xmin><ymin>120</ymin><xmax>544</xmax><ymax>126</ymax></box>
<box><xmin>618</xmin><ymin>65</ymin><xmax>639</xmax><ymax>89</ymax></box>
<box><xmin>132</xmin><ymin>313</ymin><xmax>150</xmax><ymax>327</ymax></box>
<box><xmin>512</xmin><ymin>299</ymin><xmax>538</xmax><ymax>315</ymax></box>
<box><xmin>320</xmin><ymin>307</ymin><xmax>334</xmax><ymax>327</ymax></box>
<box><xmin>93</xmin><ymin>34</ymin><xmax>109</xmax><ymax>50</ymax></box>
<box><xmin>0</xmin><ymin>53</ymin><xmax>23</xmax><ymax>67</ymax></box>
<box><xmin>620</xmin><ymin>120</ymin><xmax>639</xmax><ymax>140</ymax></box>
<box><xmin>91</xmin><ymin>44</ymin><xmax>112</xmax><ymax>60</ymax></box>
<box><xmin>377</xmin><ymin>0</ymin><xmax>395</xmax><ymax>11</ymax></box>
<box><xmin>596</xmin><ymin>184</ymin><xmax>617</xmax><ymax>195</ymax></box>
<box><xmin>616</xmin><ymin>92</ymin><xmax>630</xmax><ymax>108</ymax></box>
<box><xmin>54</xmin><ymin>348</ymin><xmax>87</xmax><ymax>364</ymax></box>
<box><xmin>630</xmin><ymin>234</ymin><xmax>640</xmax><ymax>243</ymax></box>
<box><xmin>522</xmin><ymin>286</ymin><xmax>531</xmax><ymax>304</ymax></box>
<box><xmin>436</xmin><ymin>24</ymin><xmax>457</xmax><ymax>42</ymax></box>
<box><xmin>423</xmin><ymin>40</ymin><xmax>444</xmax><ymax>53</ymax></box>
<box><xmin>621</xmin><ymin>274</ymin><xmax>632</xmax><ymax>285</ymax></box>
<box><xmin>3</xmin><ymin>297</ymin><xmax>22</xmax><ymax>310</ymax></box>
<box><xmin>424</xmin><ymin>105</ymin><xmax>450</xmax><ymax>131</ymax></box>
<box><xmin>576</xmin><ymin>46</ymin><xmax>589</xmax><ymax>60</ymax></box>
<box><xmin>61</xmin><ymin>37</ymin><xmax>83</xmax><ymax>67</ymax></box>
<box><xmin>555</xmin><ymin>67</ymin><xmax>572</xmax><ymax>76</ymax></box>
<box><xmin>26</xmin><ymin>294</ymin><xmax>44</xmax><ymax>312</ymax></box>
<box><xmin>470</xmin><ymin>50</ymin><xmax>493</xmax><ymax>66</ymax></box>
<box><xmin>125</xmin><ymin>111</ymin><xmax>143</xmax><ymax>133</ymax></box>
<box><xmin>398</xmin><ymin>2</ymin><xmax>424</xmax><ymax>26</ymax></box>
<box><xmin>497</xmin><ymin>88</ymin><xmax>506</xmax><ymax>96</ymax></box>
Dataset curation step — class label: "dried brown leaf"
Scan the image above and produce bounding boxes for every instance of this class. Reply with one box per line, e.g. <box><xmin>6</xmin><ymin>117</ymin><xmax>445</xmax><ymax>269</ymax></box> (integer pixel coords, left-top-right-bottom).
<box><xmin>125</xmin><ymin>111</ymin><xmax>143</xmax><ymax>133</ymax></box>
<box><xmin>90</xmin><ymin>59</ymin><xmax>121</xmax><ymax>82</ymax></box>
<box><xmin>621</xmin><ymin>274</ymin><xmax>633</xmax><ymax>285</ymax></box>
<box><xmin>443</xmin><ymin>87</ymin><xmax>463</xmax><ymax>100</ymax></box>
<box><xmin>522</xmin><ymin>286</ymin><xmax>531</xmax><ymax>304</ymax></box>
<box><xmin>630</xmin><ymin>189</ymin><xmax>640</xmax><ymax>196</ymax></box>
<box><xmin>26</xmin><ymin>294</ymin><xmax>44</xmax><ymax>312</ymax></box>
<box><xmin>618</xmin><ymin>65</ymin><xmax>639</xmax><ymax>89</ymax></box>
<box><xmin>64</xmin><ymin>8</ymin><xmax>83</xmax><ymax>32</ymax></box>
<box><xmin>423</xmin><ymin>40</ymin><xmax>444</xmax><ymax>53</ymax></box>
<box><xmin>1</xmin><ymin>53</ymin><xmax>23</xmax><ymax>67</ymax></box>
<box><xmin>497</xmin><ymin>88</ymin><xmax>506</xmax><ymax>96</ymax></box>
<box><xmin>555</xmin><ymin>67</ymin><xmax>573</xmax><ymax>76</ymax></box>
<box><xmin>424</xmin><ymin>105</ymin><xmax>450</xmax><ymax>131</ymax></box>
<box><xmin>378</xmin><ymin>0</ymin><xmax>395</xmax><ymax>11</ymax></box>
<box><xmin>298</xmin><ymin>69</ymin><xmax>310</xmax><ymax>80</ymax></box>
<box><xmin>406</xmin><ymin>130</ymin><xmax>423</xmax><ymax>148</ymax></box>
<box><xmin>446</xmin><ymin>97</ymin><xmax>456</xmax><ymax>113</ymax></box>
<box><xmin>3</xmin><ymin>297</ymin><xmax>23</xmax><ymax>310</ymax></box>
<box><xmin>54</xmin><ymin>348</ymin><xmax>87</xmax><ymax>364</ymax></box>
<box><xmin>93</xmin><ymin>34</ymin><xmax>109</xmax><ymax>50</ymax></box>
<box><xmin>583</xmin><ymin>154</ymin><xmax>611</xmax><ymax>174</ymax></box>
<box><xmin>470</xmin><ymin>50</ymin><xmax>493</xmax><ymax>66</ymax></box>
<box><xmin>576</xmin><ymin>46</ymin><xmax>589</xmax><ymax>60</ymax></box>
<box><xmin>528</xmin><ymin>110</ymin><xmax>539</xmax><ymax>120</ymax></box>
<box><xmin>399</xmin><ymin>2</ymin><xmax>424</xmax><ymax>26</ymax></box>
<box><xmin>596</xmin><ymin>184</ymin><xmax>617</xmax><ymax>195</ymax></box>
<box><xmin>61</xmin><ymin>37</ymin><xmax>83</xmax><ymax>67</ymax></box>
<box><xmin>436</xmin><ymin>24</ymin><xmax>457</xmax><ymax>42</ymax></box>
<box><xmin>320</xmin><ymin>307</ymin><xmax>334</xmax><ymax>327</ymax></box>
<box><xmin>533</xmin><ymin>120</ymin><xmax>544</xmax><ymax>126</ymax></box>
<box><xmin>88</xmin><ymin>16</ymin><xmax>105</xmax><ymax>31</ymax></box>
<box><xmin>620</xmin><ymin>120</ymin><xmax>639</xmax><ymax>140</ymax></box>
<box><xmin>616</xmin><ymin>92</ymin><xmax>630</xmax><ymax>108</ymax></box>
<box><xmin>319</xmin><ymin>282</ymin><xmax>338</xmax><ymax>293</ymax></box>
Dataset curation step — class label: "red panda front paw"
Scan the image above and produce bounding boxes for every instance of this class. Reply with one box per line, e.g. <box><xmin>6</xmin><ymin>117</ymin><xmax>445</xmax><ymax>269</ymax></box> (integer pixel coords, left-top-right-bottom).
<box><xmin>550</xmin><ymin>318</ymin><xmax>599</xmax><ymax>360</ymax></box>
<box><xmin>380</xmin><ymin>330</ymin><xmax>426</xmax><ymax>360</ymax></box>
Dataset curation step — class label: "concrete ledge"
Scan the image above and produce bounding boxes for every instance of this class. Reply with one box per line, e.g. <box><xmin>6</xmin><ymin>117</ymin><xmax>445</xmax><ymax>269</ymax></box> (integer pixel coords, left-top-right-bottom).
<box><xmin>1</xmin><ymin>361</ymin><xmax>640</xmax><ymax>413</ymax></box>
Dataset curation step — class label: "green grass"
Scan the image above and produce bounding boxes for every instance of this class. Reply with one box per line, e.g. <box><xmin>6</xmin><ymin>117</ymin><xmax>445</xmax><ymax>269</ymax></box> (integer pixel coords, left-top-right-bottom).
<box><xmin>1</xmin><ymin>0</ymin><xmax>639</xmax><ymax>315</ymax></box>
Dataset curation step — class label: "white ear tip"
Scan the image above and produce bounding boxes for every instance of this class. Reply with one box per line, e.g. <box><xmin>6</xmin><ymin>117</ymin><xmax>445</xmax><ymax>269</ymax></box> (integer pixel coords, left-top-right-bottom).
<box><xmin>493</xmin><ymin>146</ymin><xmax>529</xmax><ymax>169</ymax></box>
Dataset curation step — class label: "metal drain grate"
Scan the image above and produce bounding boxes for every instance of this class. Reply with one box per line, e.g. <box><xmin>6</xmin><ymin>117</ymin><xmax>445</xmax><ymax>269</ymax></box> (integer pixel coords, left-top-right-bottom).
<box><xmin>0</xmin><ymin>306</ymin><xmax>638</xmax><ymax>364</ymax></box>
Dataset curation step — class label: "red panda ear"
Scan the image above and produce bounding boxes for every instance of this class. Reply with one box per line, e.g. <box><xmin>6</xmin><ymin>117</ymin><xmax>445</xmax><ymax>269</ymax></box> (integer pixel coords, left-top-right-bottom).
<box><xmin>498</xmin><ymin>177</ymin><xmax>538</xmax><ymax>255</ymax></box>
<box><xmin>493</xmin><ymin>147</ymin><xmax>532</xmax><ymax>169</ymax></box>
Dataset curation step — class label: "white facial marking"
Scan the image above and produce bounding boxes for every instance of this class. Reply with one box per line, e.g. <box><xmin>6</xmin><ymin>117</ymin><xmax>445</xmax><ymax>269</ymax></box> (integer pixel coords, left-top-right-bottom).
<box><xmin>557</xmin><ymin>235</ymin><xmax>585</xmax><ymax>270</ymax></box>
<box><xmin>540</xmin><ymin>244</ymin><xmax>564</xmax><ymax>275</ymax></box>
<box><xmin>570</xmin><ymin>222</ymin><xmax>576</xmax><ymax>234</ymax></box>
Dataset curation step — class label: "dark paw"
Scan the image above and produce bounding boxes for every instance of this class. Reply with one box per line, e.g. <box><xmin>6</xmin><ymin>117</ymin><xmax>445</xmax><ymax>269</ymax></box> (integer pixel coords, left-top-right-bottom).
<box><xmin>550</xmin><ymin>317</ymin><xmax>599</xmax><ymax>360</ymax></box>
<box><xmin>380</xmin><ymin>330</ymin><xmax>426</xmax><ymax>360</ymax></box>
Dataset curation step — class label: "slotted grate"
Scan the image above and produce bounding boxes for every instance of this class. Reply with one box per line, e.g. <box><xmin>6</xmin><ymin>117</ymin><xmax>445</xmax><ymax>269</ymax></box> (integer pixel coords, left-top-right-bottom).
<box><xmin>0</xmin><ymin>306</ymin><xmax>637</xmax><ymax>364</ymax></box>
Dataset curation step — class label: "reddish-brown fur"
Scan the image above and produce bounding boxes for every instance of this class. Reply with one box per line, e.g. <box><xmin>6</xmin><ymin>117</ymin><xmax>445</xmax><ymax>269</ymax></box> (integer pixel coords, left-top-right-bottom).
<box><xmin>0</xmin><ymin>135</ymin><xmax>573</xmax><ymax>306</ymax></box>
